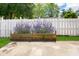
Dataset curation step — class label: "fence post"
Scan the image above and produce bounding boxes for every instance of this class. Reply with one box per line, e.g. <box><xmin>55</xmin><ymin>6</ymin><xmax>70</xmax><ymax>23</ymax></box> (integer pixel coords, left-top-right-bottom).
<box><xmin>2</xmin><ymin>16</ymin><xmax>4</xmax><ymax>20</ymax></box>
<box><xmin>20</xmin><ymin>17</ymin><xmax>22</xmax><ymax>19</ymax></box>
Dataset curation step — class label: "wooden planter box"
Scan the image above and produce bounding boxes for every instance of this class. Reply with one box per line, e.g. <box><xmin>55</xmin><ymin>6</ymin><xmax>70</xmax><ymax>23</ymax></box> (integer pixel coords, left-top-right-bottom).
<box><xmin>10</xmin><ymin>33</ymin><xmax>56</xmax><ymax>41</ymax></box>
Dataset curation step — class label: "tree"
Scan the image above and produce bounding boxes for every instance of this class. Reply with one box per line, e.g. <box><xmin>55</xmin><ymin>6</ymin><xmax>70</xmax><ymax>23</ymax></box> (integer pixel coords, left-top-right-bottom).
<box><xmin>62</xmin><ymin>8</ymin><xmax>78</xmax><ymax>18</ymax></box>
<box><xmin>45</xmin><ymin>3</ymin><xmax>59</xmax><ymax>17</ymax></box>
<box><xmin>0</xmin><ymin>3</ymin><xmax>8</xmax><ymax>18</ymax></box>
<box><xmin>33</xmin><ymin>3</ymin><xmax>59</xmax><ymax>18</ymax></box>
<box><xmin>0</xmin><ymin>3</ymin><xmax>35</xmax><ymax>19</ymax></box>
<box><xmin>0</xmin><ymin>3</ymin><xmax>59</xmax><ymax>19</ymax></box>
<box><xmin>76</xmin><ymin>9</ymin><xmax>79</xmax><ymax>16</ymax></box>
<box><xmin>33</xmin><ymin>3</ymin><xmax>45</xmax><ymax>18</ymax></box>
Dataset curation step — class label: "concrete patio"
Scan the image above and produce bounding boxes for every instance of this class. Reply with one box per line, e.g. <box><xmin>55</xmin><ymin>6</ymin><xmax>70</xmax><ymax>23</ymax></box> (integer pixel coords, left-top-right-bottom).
<box><xmin>0</xmin><ymin>41</ymin><xmax>79</xmax><ymax>56</ymax></box>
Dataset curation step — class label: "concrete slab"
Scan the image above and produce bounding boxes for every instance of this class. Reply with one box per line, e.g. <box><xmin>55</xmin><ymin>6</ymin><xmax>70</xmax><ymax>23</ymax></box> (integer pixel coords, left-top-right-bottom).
<box><xmin>0</xmin><ymin>41</ymin><xmax>79</xmax><ymax>56</ymax></box>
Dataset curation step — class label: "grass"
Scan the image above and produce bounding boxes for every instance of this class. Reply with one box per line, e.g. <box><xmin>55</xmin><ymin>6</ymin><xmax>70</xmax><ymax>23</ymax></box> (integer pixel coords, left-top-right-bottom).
<box><xmin>0</xmin><ymin>37</ymin><xmax>11</xmax><ymax>48</ymax></box>
<box><xmin>57</xmin><ymin>35</ymin><xmax>79</xmax><ymax>41</ymax></box>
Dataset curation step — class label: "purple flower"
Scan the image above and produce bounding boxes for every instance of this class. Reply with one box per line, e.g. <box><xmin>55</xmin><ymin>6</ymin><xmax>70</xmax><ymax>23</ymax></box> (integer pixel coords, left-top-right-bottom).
<box><xmin>33</xmin><ymin>20</ymin><xmax>55</xmax><ymax>33</ymax></box>
<box><xmin>43</xmin><ymin>21</ymin><xmax>54</xmax><ymax>33</ymax></box>
<box><xmin>14</xmin><ymin>22</ymin><xmax>31</xmax><ymax>34</ymax></box>
<box><xmin>14</xmin><ymin>20</ymin><xmax>56</xmax><ymax>34</ymax></box>
<box><xmin>33</xmin><ymin>20</ymin><xmax>42</xmax><ymax>33</ymax></box>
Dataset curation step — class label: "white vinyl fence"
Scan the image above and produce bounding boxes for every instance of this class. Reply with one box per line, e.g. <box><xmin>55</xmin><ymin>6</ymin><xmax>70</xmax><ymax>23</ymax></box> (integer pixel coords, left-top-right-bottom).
<box><xmin>0</xmin><ymin>18</ymin><xmax>79</xmax><ymax>37</ymax></box>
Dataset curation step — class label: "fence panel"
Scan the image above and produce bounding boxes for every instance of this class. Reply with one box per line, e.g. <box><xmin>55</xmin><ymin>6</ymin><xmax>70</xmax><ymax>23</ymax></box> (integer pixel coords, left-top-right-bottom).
<box><xmin>0</xmin><ymin>18</ymin><xmax>79</xmax><ymax>37</ymax></box>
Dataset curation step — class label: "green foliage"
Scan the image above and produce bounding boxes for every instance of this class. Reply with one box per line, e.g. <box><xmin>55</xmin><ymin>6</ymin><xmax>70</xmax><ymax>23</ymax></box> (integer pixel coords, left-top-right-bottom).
<box><xmin>45</xmin><ymin>3</ymin><xmax>59</xmax><ymax>17</ymax></box>
<box><xmin>33</xmin><ymin>3</ymin><xmax>59</xmax><ymax>18</ymax></box>
<box><xmin>0</xmin><ymin>3</ymin><xmax>59</xmax><ymax>19</ymax></box>
<box><xmin>33</xmin><ymin>4</ymin><xmax>47</xmax><ymax>18</ymax></box>
<box><xmin>62</xmin><ymin>8</ymin><xmax>78</xmax><ymax>18</ymax></box>
<box><xmin>0</xmin><ymin>3</ymin><xmax>34</xmax><ymax>19</ymax></box>
<box><xmin>76</xmin><ymin>10</ymin><xmax>79</xmax><ymax>16</ymax></box>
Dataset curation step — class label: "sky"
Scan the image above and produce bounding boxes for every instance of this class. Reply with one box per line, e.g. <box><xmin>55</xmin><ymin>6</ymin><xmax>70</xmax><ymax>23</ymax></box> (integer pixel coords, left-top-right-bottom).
<box><xmin>56</xmin><ymin>3</ymin><xmax>79</xmax><ymax>11</ymax></box>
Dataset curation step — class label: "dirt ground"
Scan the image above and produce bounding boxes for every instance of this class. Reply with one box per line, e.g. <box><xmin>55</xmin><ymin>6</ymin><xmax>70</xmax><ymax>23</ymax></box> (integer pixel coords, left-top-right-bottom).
<box><xmin>0</xmin><ymin>41</ymin><xmax>79</xmax><ymax>56</ymax></box>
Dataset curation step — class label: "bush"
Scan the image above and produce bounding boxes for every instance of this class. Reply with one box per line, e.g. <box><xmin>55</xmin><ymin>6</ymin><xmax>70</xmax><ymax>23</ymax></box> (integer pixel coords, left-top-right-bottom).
<box><xmin>14</xmin><ymin>20</ymin><xmax>56</xmax><ymax>34</ymax></box>
<box><xmin>64</xmin><ymin>12</ymin><xmax>78</xmax><ymax>18</ymax></box>
<box><xmin>62</xmin><ymin>8</ymin><xmax>78</xmax><ymax>18</ymax></box>
<box><xmin>15</xmin><ymin>22</ymin><xmax>31</xmax><ymax>34</ymax></box>
<box><xmin>33</xmin><ymin>20</ymin><xmax>55</xmax><ymax>33</ymax></box>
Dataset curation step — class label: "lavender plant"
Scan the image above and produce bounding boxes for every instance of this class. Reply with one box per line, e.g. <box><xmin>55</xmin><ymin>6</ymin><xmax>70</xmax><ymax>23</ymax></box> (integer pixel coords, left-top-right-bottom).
<box><xmin>14</xmin><ymin>20</ymin><xmax>56</xmax><ymax>34</ymax></box>
<box><xmin>33</xmin><ymin>20</ymin><xmax>55</xmax><ymax>33</ymax></box>
<box><xmin>33</xmin><ymin>20</ymin><xmax>43</xmax><ymax>33</ymax></box>
<box><xmin>42</xmin><ymin>20</ymin><xmax>55</xmax><ymax>33</ymax></box>
<box><xmin>14</xmin><ymin>22</ymin><xmax>31</xmax><ymax>34</ymax></box>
